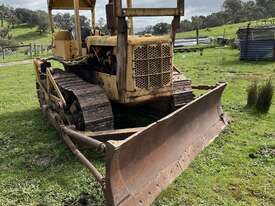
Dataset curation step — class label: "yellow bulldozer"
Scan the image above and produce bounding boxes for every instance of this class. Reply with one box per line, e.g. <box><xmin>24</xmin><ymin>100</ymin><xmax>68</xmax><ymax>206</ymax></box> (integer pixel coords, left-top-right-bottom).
<box><xmin>34</xmin><ymin>0</ymin><xmax>229</xmax><ymax>205</ymax></box>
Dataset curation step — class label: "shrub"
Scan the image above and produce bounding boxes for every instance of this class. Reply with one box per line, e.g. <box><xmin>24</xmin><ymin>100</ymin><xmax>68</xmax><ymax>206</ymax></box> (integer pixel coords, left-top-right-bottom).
<box><xmin>246</xmin><ymin>81</ymin><xmax>258</xmax><ymax>108</ymax></box>
<box><xmin>256</xmin><ymin>80</ymin><xmax>274</xmax><ymax>113</ymax></box>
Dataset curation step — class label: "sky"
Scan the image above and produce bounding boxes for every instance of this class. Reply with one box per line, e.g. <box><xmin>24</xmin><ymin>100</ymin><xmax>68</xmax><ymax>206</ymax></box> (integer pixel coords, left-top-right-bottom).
<box><xmin>2</xmin><ymin>0</ymin><xmax>226</xmax><ymax>29</ymax></box>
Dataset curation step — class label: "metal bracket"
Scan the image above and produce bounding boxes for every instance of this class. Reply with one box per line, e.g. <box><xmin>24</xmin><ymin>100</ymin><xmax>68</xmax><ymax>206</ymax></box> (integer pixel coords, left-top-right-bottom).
<box><xmin>46</xmin><ymin>69</ymin><xmax>67</xmax><ymax>108</ymax></box>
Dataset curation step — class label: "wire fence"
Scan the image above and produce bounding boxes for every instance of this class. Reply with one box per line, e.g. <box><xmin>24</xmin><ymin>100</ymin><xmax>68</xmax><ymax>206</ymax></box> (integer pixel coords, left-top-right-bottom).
<box><xmin>0</xmin><ymin>44</ymin><xmax>52</xmax><ymax>62</ymax></box>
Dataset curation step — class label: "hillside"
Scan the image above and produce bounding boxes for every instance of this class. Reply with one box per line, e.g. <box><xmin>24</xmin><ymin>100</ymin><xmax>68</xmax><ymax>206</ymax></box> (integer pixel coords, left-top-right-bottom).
<box><xmin>3</xmin><ymin>22</ymin><xmax>245</xmax><ymax>49</ymax></box>
<box><xmin>177</xmin><ymin>18</ymin><xmax>275</xmax><ymax>39</ymax></box>
<box><xmin>0</xmin><ymin>18</ymin><xmax>273</xmax><ymax>64</ymax></box>
<box><xmin>5</xmin><ymin>18</ymin><xmax>274</xmax><ymax>45</ymax></box>
<box><xmin>10</xmin><ymin>24</ymin><xmax>51</xmax><ymax>45</ymax></box>
<box><xmin>1</xmin><ymin>22</ymin><xmax>51</xmax><ymax>63</ymax></box>
<box><xmin>177</xmin><ymin>21</ymin><xmax>249</xmax><ymax>39</ymax></box>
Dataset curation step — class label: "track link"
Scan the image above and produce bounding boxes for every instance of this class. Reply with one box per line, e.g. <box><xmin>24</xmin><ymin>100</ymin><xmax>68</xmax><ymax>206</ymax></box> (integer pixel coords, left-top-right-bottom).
<box><xmin>53</xmin><ymin>70</ymin><xmax>114</xmax><ymax>132</ymax></box>
<box><xmin>172</xmin><ymin>72</ymin><xmax>194</xmax><ymax>107</ymax></box>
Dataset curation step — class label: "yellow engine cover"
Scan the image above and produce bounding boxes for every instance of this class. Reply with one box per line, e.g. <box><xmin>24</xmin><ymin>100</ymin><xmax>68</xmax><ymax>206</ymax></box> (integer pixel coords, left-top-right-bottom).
<box><xmin>87</xmin><ymin>35</ymin><xmax>174</xmax><ymax>104</ymax></box>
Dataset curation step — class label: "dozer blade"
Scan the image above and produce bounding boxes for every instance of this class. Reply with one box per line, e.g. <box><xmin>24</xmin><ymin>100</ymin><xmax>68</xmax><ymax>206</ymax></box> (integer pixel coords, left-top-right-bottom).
<box><xmin>105</xmin><ymin>83</ymin><xmax>228</xmax><ymax>206</ymax></box>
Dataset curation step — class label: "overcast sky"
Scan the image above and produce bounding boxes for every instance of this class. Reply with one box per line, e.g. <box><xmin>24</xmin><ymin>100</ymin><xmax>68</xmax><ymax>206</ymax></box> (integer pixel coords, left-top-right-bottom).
<box><xmin>2</xmin><ymin>0</ymin><xmax>226</xmax><ymax>29</ymax></box>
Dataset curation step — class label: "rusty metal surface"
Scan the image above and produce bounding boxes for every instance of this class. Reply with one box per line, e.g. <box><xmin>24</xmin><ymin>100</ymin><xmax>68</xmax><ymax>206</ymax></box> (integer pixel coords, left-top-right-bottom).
<box><xmin>172</xmin><ymin>73</ymin><xmax>194</xmax><ymax>107</ymax></box>
<box><xmin>60</xmin><ymin>129</ymin><xmax>105</xmax><ymax>184</ymax></box>
<box><xmin>105</xmin><ymin>83</ymin><xmax>228</xmax><ymax>206</ymax></box>
<box><xmin>61</xmin><ymin>126</ymin><xmax>106</xmax><ymax>152</ymax></box>
<box><xmin>48</xmin><ymin>0</ymin><xmax>96</xmax><ymax>10</ymax></box>
<box><xmin>120</xmin><ymin>8</ymin><xmax>181</xmax><ymax>17</ymax></box>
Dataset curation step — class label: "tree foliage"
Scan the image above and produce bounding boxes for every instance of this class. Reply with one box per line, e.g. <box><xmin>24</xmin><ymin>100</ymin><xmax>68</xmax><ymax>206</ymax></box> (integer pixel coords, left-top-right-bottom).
<box><xmin>0</xmin><ymin>5</ymin><xmax>49</xmax><ymax>34</ymax></box>
<box><xmin>152</xmin><ymin>23</ymin><xmax>170</xmax><ymax>35</ymax></box>
<box><xmin>2</xmin><ymin>0</ymin><xmax>275</xmax><ymax>37</ymax></box>
<box><xmin>36</xmin><ymin>11</ymin><xmax>49</xmax><ymax>34</ymax></box>
<box><xmin>140</xmin><ymin>0</ymin><xmax>275</xmax><ymax>34</ymax></box>
<box><xmin>54</xmin><ymin>13</ymin><xmax>74</xmax><ymax>31</ymax></box>
<box><xmin>53</xmin><ymin>13</ymin><xmax>91</xmax><ymax>30</ymax></box>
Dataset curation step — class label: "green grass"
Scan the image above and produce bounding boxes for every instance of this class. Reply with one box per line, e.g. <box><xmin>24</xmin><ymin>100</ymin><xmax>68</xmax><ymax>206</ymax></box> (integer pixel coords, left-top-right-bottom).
<box><xmin>0</xmin><ymin>23</ymin><xmax>52</xmax><ymax>63</ymax></box>
<box><xmin>0</xmin><ymin>65</ymin><xmax>104</xmax><ymax>205</ymax></box>
<box><xmin>154</xmin><ymin>48</ymin><xmax>275</xmax><ymax>205</ymax></box>
<box><xmin>177</xmin><ymin>22</ymin><xmax>246</xmax><ymax>39</ymax></box>
<box><xmin>11</xmin><ymin>24</ymin><xmax>51</xmax><ymax>44</ymax></box>
<box><xmin>177</xmin><ymin>18</ymin><xmax>275</xmax><ymax>39</ymax></box>
<box><xmin>0</xmin><ymin>17</ymin><xmax>270</xmax><ymax>63</ymax></box>
<box><xmin>0</xmin><ymin>48</ymin><xmax>275</xmax><ymax>205</ymax></box>
<box><xmin>0</xmin><ymin>53</ymin><xmax>31</xmax><ymax>63</ymax></box>
<box><xmin>0</xmin><ymin>52</ymin><xmax>51</xmax><ymax>64</ymax></box>
<box><xmin>1</xmin><ymin>20</ymin><xmax>51</xmax><ymax>44</ymax></box>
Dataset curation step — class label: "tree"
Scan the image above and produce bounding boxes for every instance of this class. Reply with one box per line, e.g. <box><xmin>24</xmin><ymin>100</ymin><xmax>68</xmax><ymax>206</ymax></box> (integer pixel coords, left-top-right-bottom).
<box><xmin>0</xmin><ymin>4</ymin><xmax>8</xmax><ymax>27</ymax></box>
<box><xmin>80</xmin><ymin>15</ymin><xmax>90</xmax><ymax>28</ymax></box>
<box><xmin>223</xmin><ymin>0</ymin><xmax>243</xmax><ymax>13</ymax></box>
<box><xmin>97</xmin><ymin>17</ymin><xmax>105</xmax><ymax>30</ymax></box>
<box><xmin>204</xmin><ymin>13</ymin><xmax>222</xmax><ymax>27</ymax></box>
<box><xmin>191</xmin><ymin>16</ymin><xmax>206</xmax><ymax>29</ymax></box>
<box><xmin>180</xmin><ymin>20</ymin><xmax>193</xmax><ymax>32</ymax></box>
<box><xmin>214</xmin><ymin>12</ymin><xmax>230</xmax><ymax>25</ymax></box>
<box><xmin>96</xmin><ymin>17</ymin><xmax>108</xmax><ymax>34</ymax></box>
<box><xmin>54</xmin><ymin>13</ymin><xmax>90</xmax><ymax>32</ymax></box>
<box><xmin>242</xmin><ymin>1</ymin><xmax>262</xmax><ymax>21</ymax></box>
<box><xmin>256</xmin><ymin>0</ymin><xmax>270</xmax><ymax>8</ymax></box>
<box><xmin>6</xmin><ymin>8</ymin><xmax>17</xmax><ymax>28</ymax></box>
<box><xmin>0</xmin><ymin>5</ymin><xmax>17</xmax><ymax>28</ymax></box>
<box><xmin>36</xmin><ymin>10</ymin><xmax>48</xmax><ymax>34</ymax></box>
<box><xmin>152</xmin><ymin>22</ymin><xmax>170</xmax><ymax>35</ymax></box>
<box><xmin>256</xmin><ymin>0</ymin><xmax>275</xmax><ymax>17</ymax></box>
<box><xmin>54</xmin><ymin>13</ymin><xmax>74</xmax><ymax>31</ymax></box>
<box><xmin>223</xmin><ymin>0</ymin><xmax>243</xmax><ymax>23</ymax></box>
<box><xmin>15</xmin><ymin>8</ymin><xmax>36</xmax><ymax>25</ymax></box>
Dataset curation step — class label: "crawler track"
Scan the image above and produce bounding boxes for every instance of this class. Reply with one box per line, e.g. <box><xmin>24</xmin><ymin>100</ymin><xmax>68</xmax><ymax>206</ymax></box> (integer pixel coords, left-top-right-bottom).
<box><xmin>53</xmin><ymin>70</ymin><xmax>114</xmax><ymax>131</ymax></box>
<box><xmin>172</xmin><ymin>72</ymin><xmax>194</xmax><ymax>107</ymax></box>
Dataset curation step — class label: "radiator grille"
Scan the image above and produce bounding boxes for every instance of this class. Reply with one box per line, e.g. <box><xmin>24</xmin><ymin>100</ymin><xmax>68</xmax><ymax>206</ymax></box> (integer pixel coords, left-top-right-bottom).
<box><xmin>133</xmin><ymin>43</ymin><xmax>172</xmax><ymax>89</ymax></box>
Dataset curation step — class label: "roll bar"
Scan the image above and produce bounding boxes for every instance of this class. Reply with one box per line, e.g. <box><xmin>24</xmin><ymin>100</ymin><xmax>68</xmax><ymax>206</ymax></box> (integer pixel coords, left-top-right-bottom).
<box><xmin>48</xmin><ymin>0</ymin><xmax>97</xmax><ymax>56</ymax></box>
<box><xmin>112</xmin><ymin>0</ymin><xmax>185</xmax><ymax>92</ymax></box>
<box><xmin>114</xmin><ymin>0</ymin><xmax>184</xmax><ymax>17</ymax></box>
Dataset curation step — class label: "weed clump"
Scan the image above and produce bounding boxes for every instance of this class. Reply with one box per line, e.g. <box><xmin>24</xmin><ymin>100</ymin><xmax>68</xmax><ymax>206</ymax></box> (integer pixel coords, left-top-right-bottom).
<box><xmin>256</xmin><ymin>80</ymin><xmax>274</xmax><ymax>113</ymax></box>
<box><xmin>246</xmin><ymin>80</ymin><xmax>274</xmax><ymax>113</ymax></box>
<box><xmin>246</xmin><ymin>81</ymin><xmax>258</xmax><ymax>107</ymax></box>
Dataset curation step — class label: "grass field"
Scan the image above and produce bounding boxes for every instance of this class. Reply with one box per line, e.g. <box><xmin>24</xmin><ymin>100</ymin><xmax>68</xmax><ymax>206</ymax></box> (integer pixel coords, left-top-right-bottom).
<box><xmin>177</xmin><ymin>22</ymin><xmax>246</xmax><ymax>39</ymax></box>
<box><xmin>11</xmin><ymin>25</ymin><xmax>51</xmax><ymax>45</ymax></box>
<box><xmin>176</xmin><ymin>18</ymin><xmax>275</xmax><ymax>39</ymax></box>
<box><xmin>0</xmin><ymin>18</ymin><xmax>271</xmax><ymax>64</ymax></box>
<box><xmin>0</xmin><ymin>51</ymin><xmax>52</xmax><ymax>64</ymax></box>
<box><xmin>0</xmin><ymin>24</ymin><xmax>52</xmax><ymax>64</ymax></box>
<box><xmin>1</xmin><ymin>54</ymin><xmax>31</xmax><ymax>64</ymax></box>
<box><xmin>0</xmin><ymin>48</ymin><xmax>275</xmax><ymax>206</ymax></box>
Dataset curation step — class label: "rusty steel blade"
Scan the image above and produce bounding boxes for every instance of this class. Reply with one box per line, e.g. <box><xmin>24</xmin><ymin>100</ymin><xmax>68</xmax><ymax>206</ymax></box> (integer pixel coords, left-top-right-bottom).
<box><xmin>105</xmin><ymin>83</ymin><xmax>228</xmax><ymax>206</ymax></box>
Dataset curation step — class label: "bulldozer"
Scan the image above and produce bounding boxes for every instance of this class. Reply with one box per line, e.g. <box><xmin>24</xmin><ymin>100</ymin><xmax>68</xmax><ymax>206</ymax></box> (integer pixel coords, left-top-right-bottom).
<box><xmin>34</xmin><ymin>0</ymin><xmax>229</xmax><ymax>205</ymax></box>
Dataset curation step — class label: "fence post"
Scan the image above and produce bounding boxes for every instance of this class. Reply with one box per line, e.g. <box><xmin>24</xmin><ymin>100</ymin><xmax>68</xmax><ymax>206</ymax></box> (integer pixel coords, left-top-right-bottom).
<box><xmin>2</xmin><ymin>48</ymin><xmax>4</xmax><ymax>60</ymax></box>
<box><xmin>34</xmin><ymin>44</ymin><xmax>37</xmax><ymax>56</ymax></box>
<box><xmin>196</xmin><ymin>28</ymin><xmax>199</xmax><ymax>45</ymax></box>
<box><xmin>29</xmin><ymin>44</ymin><xmax>32</xmax><ymax>57</ymax></box>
